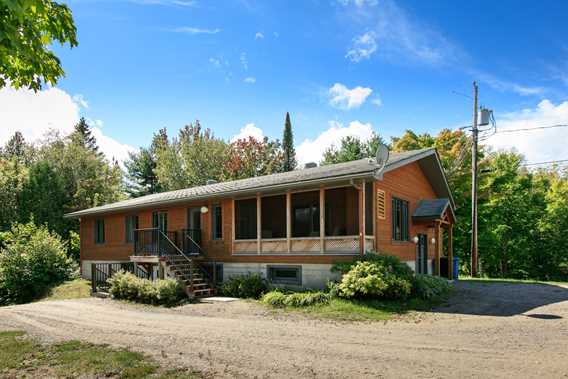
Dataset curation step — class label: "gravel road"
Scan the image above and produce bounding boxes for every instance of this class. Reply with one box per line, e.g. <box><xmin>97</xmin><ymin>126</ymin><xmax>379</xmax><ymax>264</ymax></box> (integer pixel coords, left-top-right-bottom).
<box><xmin>1</xmin><ymin>281</ymin><xmax>567</xmax><ymax>378</ymax></box>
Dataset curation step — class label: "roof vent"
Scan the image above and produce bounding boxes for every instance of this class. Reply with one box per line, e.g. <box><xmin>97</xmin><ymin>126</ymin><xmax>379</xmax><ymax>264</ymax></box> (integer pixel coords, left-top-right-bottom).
<box><xmin>304</xmin><ymin>162</ymin><xmax>317</xmax><ymax>169</ymax></box>
<box><xmin>206</xmin><ymin>179</ymin><xmax>218</xmax><ymax>185</ymax></box>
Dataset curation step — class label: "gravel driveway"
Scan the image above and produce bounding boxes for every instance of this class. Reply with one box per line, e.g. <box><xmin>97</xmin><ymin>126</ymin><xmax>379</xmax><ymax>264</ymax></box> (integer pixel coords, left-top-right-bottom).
<box><xmin>1</xmin><ymin>281</ymin><xmax>567</xmax><ymax>378</ymax></box>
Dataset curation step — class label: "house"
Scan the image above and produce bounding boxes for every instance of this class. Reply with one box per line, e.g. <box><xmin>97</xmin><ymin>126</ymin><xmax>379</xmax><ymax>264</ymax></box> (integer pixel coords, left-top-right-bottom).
<box><xmin>66</xmin><ymin>148</ymin><xmax>456</xmax><ymax>297</ymax></box>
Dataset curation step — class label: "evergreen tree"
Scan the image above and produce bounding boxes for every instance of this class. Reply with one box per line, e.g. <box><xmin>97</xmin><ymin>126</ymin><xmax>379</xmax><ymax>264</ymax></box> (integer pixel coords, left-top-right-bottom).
<box><xmin>125</xmin><ymin>147</ymin><xmax>160</xmax><ymax>197</ymax></box>
<box><xmin>1</xmin><ymin>132</ymin><xmax>35</xmax><ymax>165</ymax></box>
<box><xmin>282</xmin><ymin>112</ymin><xmax>297</xmax><ymax>171</ymax></box>
<box><xmin>18</xmin><ymin>161</ymin><xmax>71</xmax><ymax>237</ymax></box>
<box><xmin>71</xmin><ymin>117</ymin><xmax>100</xmax><ymax>155</ymax></box>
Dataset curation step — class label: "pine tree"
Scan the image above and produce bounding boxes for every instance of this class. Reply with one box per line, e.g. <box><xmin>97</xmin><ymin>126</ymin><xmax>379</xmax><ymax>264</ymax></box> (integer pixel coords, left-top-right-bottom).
<box><xmin>282</xmin><ymin>112</ymin><xmax>297</xmax><ymax>172</ymax></box>
<box><xmin>71</xmin><ymin>117</ymin><xmax>100</xmax><ymax>154</ymax></box>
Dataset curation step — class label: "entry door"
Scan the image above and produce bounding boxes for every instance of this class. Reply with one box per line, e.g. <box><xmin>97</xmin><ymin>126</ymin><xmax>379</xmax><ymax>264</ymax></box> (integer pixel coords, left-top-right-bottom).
<box><xmin>416</xmin><ymin>234</ymin><xmax>428</xmax><ymax>274</ymax></box>
<box><xmin>186</xmin><ymin>208</ymin><xmax>202</xmax><ymax>253</ymax></box>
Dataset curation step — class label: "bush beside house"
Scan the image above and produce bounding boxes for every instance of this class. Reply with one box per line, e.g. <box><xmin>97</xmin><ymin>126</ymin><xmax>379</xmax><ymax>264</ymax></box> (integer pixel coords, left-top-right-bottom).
<box><xmin>108</xmin><ymin>271</ymin><xmax>185</xmax><ymax>306</ymax></box>
<box><xmin>0</xmin><ymin>221</ymin><xmax>77</xmax><ymax>305</ymax></box>
<box><xmin>259</xmin><ymin>253</ymin><xmax>454</xmax><ymax>313</ymax></box>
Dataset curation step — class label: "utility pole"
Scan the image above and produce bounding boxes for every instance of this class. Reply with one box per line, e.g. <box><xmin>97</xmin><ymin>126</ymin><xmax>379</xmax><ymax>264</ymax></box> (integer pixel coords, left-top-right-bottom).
<box><xmin>471</xmin><ymin>81</ymin><xmax>479</xmax><ymax>277</ymax></box>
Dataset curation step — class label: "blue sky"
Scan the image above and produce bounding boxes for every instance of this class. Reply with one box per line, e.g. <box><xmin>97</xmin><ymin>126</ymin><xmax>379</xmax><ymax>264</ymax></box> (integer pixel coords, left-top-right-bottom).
<box><xmin>2</xmin><ymin>0</ymin><xmax>568</xmax><ymax>164</ymax></box>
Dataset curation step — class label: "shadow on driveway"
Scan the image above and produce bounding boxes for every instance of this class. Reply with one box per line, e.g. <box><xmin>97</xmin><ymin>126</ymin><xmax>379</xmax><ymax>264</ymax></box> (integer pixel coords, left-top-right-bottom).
<box><xmin>432</xmin><ymin>281</ymin><xmax>568</xmax><ymax>317</ymax></box>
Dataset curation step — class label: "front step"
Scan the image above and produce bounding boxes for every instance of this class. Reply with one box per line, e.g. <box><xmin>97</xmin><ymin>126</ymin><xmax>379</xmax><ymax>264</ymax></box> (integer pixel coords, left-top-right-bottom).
<box><xmin>164</xmin><ymin>255</ymin><xmax>216</xmax><ymax>299</ymax></box>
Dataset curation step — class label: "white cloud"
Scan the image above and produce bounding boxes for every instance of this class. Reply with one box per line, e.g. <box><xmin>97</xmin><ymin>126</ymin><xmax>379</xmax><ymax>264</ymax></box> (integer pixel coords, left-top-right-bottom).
<box><xmin>231</xmin><ymin>123</ymin><xmax>264</xmax><ymax>142</ymax></box>
<box><xmin>0</xmin><ymin>85</ymin><xmax>135</xmax><ymax>165</ymax></box>
<box><xmin>72</xmin><ymin>94</ymin><xmax>88</xmax><ymax>108</ymax></box>
<box><xmin>296</xmin><ymin>120</ymin><xmax>375</xmax><ymax>165</ymax></box>
<box><xmin>243</xmin><ymin>77</ymin><xmax>256</xmax><ymax>84</ymax></box>
<box><xmin>346</xmin><ymin>32</ymin><xmax>377</xmax><ymax>62</ymax></box>
<box><xmin>371</xmin><ymin>97</ymin><xmax>382</xmax><ymax>107</ymax></box>
<box><xmin>474</xmin><ymin>72</ymin><xmax>545</xmax><ymax>96</ymax></box>
<box><xmin>240</xmin><ymin>52</ymin><xmax>248</xmax><ymax>70</ymax></box>
<box><xmin>171</xmin><ymin>27</ymin><xmax>220</xmax><ymax>34</ymax></box>
<box><xmin>487</xmin><ymin>100</ymin><xmax>568</xmax><ymax>164</ymax></box>
<box><xmin>328</xmin><ymin>83</ymin><xmax>373</xmax><ymax>109</ymax></box>
<box><xmin>341</xmin><ymin>0</ymin><xmax>460</xmax><ymax>66</ymax></box>
<box><xmin>255</xmin><ymin>32</ymin><xmax>264</xmax><ymax>40</ymax></box>
<box><xmin>208</xmin><ymin>57</ymin><xmax>221</xmax><ymax>67</ymax></box>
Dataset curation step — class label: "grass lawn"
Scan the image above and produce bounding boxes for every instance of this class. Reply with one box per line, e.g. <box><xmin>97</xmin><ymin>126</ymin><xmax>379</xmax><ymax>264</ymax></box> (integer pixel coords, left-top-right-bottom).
<box><xmin>266</xmin><ymin>297</ymin><xmax>444</xmax><ymax>322</ymax></box>
<box><xmin>460</xmin><ymin>277</ymin><xmax>568</xmax><ymax>286</ymax></box>
<box><xmin>40</xmin><ymin>278</ymin><xmax>92</xmax><ymax>301</ymax></box>
<box><xmin>0</xmin><ymin>330</ymin><xmax>201</xmax><ymax>378</ymax></box>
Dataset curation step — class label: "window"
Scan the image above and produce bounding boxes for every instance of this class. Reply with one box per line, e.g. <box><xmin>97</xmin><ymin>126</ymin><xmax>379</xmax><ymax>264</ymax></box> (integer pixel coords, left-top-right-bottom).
<box><xmin>211</xmin><ymin>205</ymin><xmax>222</xmax><ymax>240</ymax></box>
<box><xmin>152</xmin><ymin>211</ymin><xmax>168</xmax><ymax>232</ymax></box>
<box><xmin>235</xmin><ymin>198</ymin><xmax>257</xmax><ymax>240</ymax></box>
<box><xmin>392</xmin><ymin>197</ymin><xmax>409</xmax><ymax>241</ymax></box>
<box><xmin>267</xmin><ymin>266</ymin><xmax>302</xmax><ymax>286</ymax></box>
<box><xmin>125</xmin><ymin>215</ymin><xmax>139</xmax><ymax>243</ymax></box>
<box><xmin>94</xmin><ymin>219</ymin><xmax>105</xmax><ymax>244</ymax></box>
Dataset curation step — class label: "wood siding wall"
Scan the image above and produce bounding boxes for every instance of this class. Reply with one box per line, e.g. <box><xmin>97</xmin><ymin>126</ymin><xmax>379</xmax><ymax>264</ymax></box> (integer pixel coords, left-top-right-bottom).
<box><xmin>80</xmin><ymin>161</ymin><xmax>441</xmax><ymax>267</ymax></box>
<box><xmin>375</xmin><ymin>162</ymin><xmax>437</xmax><ymax>261</ymax></box>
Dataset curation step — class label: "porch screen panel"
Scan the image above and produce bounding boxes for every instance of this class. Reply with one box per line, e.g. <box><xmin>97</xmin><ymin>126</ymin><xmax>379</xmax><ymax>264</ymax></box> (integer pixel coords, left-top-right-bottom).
<box><xmin>292</xmin><ymin>191</ymin><xmax>320</xmax><ymax>237</ymax></box>
<box><xmin>261</xmin><ymin>195</ymin><xmax>286</xmax><ymax>238</ymax></box>
<box><xmin>365</xmin><ymin>182</ymin><xmax>374</xmax><ymax>235</ymax></box>
<box><xmin>235</xmin><ymin>198</ymin><xmax>257</xmax><ymax>240</ymax></box>
<box><xmin>324</xmin><ymin>187</ymin><xmax>359</xmax><ymax>236</ymax></box>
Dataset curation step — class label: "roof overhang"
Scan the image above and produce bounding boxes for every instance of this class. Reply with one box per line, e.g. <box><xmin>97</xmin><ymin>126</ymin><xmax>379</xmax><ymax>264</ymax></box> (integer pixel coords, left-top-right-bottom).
<box><xmin>64</xmin><ymin>171</ymin><xmax>376</xmax><ymax>218</ymax></box>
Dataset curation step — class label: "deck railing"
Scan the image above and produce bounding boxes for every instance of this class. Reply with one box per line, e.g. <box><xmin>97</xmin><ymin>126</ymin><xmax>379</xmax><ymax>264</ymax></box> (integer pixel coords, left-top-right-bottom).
<box><xmin>91</xmin><ymin>262</ymin><xmax>150</xmax><ymax>293</ymax></box>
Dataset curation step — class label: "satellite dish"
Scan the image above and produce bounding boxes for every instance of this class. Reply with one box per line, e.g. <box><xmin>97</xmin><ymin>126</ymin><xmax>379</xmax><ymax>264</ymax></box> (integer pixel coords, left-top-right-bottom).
<box><xmin>375</xmin><ymin>143</ymin><xmax>389</xmax><ymax>173</ymax></box>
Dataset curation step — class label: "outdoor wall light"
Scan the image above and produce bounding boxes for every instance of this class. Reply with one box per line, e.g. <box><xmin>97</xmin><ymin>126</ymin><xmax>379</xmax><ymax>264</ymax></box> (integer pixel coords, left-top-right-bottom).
<box><xmin>431</xmin><ymin>237</ymin><xmax>436</xmax><ymax>245</ymax></box>
<box><xmin>200</xmin><ymin>206</ymin><xmax>209</xmax><ymax>214</ymax></box>
<box><xmin>412</xmin><ymin>236</ymin><xmax>419</xmax><ymax>244</ymax></box>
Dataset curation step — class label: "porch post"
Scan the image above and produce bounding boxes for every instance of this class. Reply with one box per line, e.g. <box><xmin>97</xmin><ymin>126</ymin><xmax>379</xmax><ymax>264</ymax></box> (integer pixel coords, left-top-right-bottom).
<box><xmin>448</xmin><ymin>223</ymin><xmax>454</xmax><ymax>280</ymax></box>
<box><xmin>319</xmin><ymin>187</ymin><xmax>325</xmax><ymax>253</ymax></box>
<box><xmin>434</xmin><ymin>221</ymin><xmax>441</xmax><ymax>276</ymax></box>
<box><xmin>286</xmin><ymin>191</ymin><xmax>292</xmax><ymax>253</ymax></box>
<box><xmin>257</xmin><ymin>193</ymin><xmax>261</xmax><ymax>254</ymax></box>
<box><xmin>231</xmin><ymin>198</ymin><xmax>235</xmax><ymax>255</ymax></box>
<box><xmin>359</xmin><ymin>181</ymin><xmax>365</xmax><ymax>255</ymax></box>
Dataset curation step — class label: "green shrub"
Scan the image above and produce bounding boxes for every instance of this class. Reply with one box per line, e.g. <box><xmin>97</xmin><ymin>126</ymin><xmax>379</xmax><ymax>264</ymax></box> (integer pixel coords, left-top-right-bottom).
<box><xmin>261</xmin><ymin>290</ymin><xmax>330</xmax><ymax>307</ymax></box>
<box><xmin>219</xmin><ymin>273</ymin><xmax>269</xmax><ymax>299</ymax></box>
<box><xmin>0</xmin><ymin>221</ymin><xmax>77</xmax><ymax>305</ymax></box>
<box><xmin>413</xmin><ymin>274</ymin><xmax>453</xmax><ymax>301</ymax></box>
<box><xmin>337</xmin><ymin>260</ymin><xmax>413</xmax><ymax>300</ymax></box>
<box><xmin>108</xmin><ymin>271</ymin><xmax>185</xmax><ymax>306</ymax></box>
<box><xmin>332</xmin><ymin>252</ymin><xmax>414</xmax><ymax>281</ymax></box>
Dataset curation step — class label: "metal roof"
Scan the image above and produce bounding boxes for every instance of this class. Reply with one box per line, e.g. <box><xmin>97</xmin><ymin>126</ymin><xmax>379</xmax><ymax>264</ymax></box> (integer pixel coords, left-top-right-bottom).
<box><xmin>66</xmin><ymin>148</ymin><xmax>449</xmax><ymax>218</ymax></box>
<box><xmin>412</xmin><ymin>198</ymin><xmax>452</xmax><ymax>221</ymax></box>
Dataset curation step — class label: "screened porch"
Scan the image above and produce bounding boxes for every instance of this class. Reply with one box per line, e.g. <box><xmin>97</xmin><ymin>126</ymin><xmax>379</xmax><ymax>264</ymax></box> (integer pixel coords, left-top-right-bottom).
<box><xmin>232</xmin><ymin>182</ymin><xmax>375</xmax><ymax>255</ymax></box>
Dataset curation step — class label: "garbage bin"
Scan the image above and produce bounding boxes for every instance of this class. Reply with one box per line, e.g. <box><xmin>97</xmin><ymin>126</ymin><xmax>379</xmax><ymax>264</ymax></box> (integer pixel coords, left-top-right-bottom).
<box><xmin>453</xmin><ymin>257</ymin><xmax>459</xmax><ymax>280</ymax></box>
<box><xmin>440</xmin><ymin>257</ymin><xmax>448</xmax><ymax>278</ymax></box>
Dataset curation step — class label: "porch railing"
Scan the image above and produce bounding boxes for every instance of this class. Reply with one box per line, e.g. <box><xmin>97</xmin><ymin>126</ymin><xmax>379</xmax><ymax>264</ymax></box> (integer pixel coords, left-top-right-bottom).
<box><xmin>133</xmin><ymin>228</ymin><xmax>203</xmax><ymax>257</ymax></box>
<box><xmin>91</xmin><ymin>262</ymin><xmax>150</xmax><ymax>293</ymax></box>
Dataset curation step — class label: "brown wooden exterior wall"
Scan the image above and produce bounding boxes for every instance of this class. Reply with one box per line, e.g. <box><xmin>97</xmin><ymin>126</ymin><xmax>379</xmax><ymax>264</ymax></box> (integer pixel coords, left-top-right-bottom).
<box><xmin>376</xmin><ymin>162</ymin><xmax>437</xmax><ymax>261</ymax></box>
<box><xmin>80</xmin><ymin>161</ymin><xmax>441</xmax><ymax>267</ymax></box>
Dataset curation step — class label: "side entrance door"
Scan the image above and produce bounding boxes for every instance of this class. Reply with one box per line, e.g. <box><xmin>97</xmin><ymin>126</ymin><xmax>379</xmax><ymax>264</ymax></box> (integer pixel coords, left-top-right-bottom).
<box><xmin>186</xmin><ymin>207</ymin><xmax>202</xmax><ymax>254</ymax></box>
<box><xmin>416</xmin><ymin>234</ymin><xmax>428</xmax><ymax>274</ymax></box>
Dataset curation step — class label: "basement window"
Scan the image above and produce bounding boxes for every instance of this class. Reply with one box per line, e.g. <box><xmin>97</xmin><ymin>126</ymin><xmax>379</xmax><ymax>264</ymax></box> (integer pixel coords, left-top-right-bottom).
<box><xmin>267</xmin><ymin>266</ymin><xmax>302</xmax><ymax>286</ymax></box>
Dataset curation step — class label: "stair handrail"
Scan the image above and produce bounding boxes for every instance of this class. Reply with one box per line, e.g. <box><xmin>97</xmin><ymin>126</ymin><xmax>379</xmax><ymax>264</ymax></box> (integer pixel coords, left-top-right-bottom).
<box><xmin>183</xmin><ymin>232</ymin><xmax>217</xmax><ymax>287</ymax></box>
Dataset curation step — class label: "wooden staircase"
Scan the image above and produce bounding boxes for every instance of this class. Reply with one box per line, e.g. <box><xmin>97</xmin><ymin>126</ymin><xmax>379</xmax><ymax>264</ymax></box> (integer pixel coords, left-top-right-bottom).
<box><xmin>164</xmin><ymin>255</ymin><xmax>217</xmax><ymax>298</ymax></box>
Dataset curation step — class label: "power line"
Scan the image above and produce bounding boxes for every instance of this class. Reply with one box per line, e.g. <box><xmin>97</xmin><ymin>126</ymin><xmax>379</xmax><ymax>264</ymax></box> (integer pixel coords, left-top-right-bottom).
<box><xmin>494</xmin><ymin>124</ymin><xmax>568</xmax><ymax>134</ymax></box>
<box><xmin>522</xmin><ymin>159</ymin><xmax>568</xmax><ymax>166</ymax></box>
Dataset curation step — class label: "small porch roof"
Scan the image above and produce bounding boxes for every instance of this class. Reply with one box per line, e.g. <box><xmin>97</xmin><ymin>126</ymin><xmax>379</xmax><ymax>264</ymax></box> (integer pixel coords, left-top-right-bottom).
<box><xmin>412</xmin><ymin>198</ymin><xmax>455</xmax><ymax>222</ymax></box>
